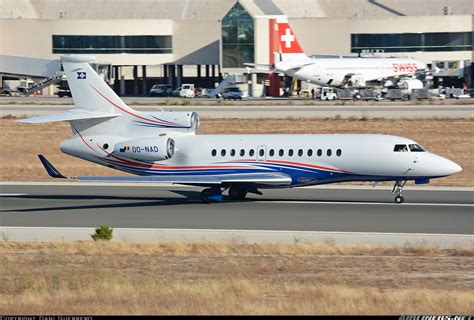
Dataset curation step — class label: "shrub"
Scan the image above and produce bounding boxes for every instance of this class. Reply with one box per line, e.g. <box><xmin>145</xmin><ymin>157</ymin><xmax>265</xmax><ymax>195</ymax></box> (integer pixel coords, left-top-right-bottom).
<box><xmin>91</xmin><ymin>225</ymin><xmax>113</xmax><ymax>241</ymax></box>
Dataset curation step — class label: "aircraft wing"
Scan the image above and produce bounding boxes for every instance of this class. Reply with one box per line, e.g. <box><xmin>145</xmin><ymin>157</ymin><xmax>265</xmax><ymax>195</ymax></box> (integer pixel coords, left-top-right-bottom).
<box><xmin>243</xmin><ymin>62</ymin><xmax>273</xmax><ymax>68</ymax></box>
<box><xmin>38</xmin><ymin>155</ymin><xmax>292</xmax><ymax>187</ymax></box>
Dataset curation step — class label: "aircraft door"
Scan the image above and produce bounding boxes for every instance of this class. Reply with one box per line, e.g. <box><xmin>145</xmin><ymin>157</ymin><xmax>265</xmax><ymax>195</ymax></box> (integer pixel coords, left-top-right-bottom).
<box><xmin>257</xmin><ymin>145</ymin><xmax>267</xmax><ymax>161</ymax></box>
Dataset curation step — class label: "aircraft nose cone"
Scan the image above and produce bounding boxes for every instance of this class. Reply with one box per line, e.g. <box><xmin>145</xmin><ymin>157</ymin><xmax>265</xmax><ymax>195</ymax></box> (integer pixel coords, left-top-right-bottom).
<box><xmin>439</xmin><ymin>157</ymin><xmax>462</xmax><ymax>176</ymax></box>
<box><xmin>447</xmin><ymin>160</ymin><xmax>462</xmax><ymax>175</ymax></box>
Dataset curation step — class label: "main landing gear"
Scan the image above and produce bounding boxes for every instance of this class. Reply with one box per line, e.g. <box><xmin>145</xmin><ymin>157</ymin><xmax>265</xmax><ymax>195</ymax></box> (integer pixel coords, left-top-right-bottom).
<box><xmin>200</xmin><ymin>186</ymin><xmax>261</xmax><ymax>203</ymax></box>
<box><xmin>200</xmin><ymin>187</ymin><xmax>223</xmax><ymax>204</ymax></box>
<box><xmin>392</xmin><ymin>180</ymin><xmax>406</xmax><ymax>204</ymax></box>
<box><xmin>228</xmin><ymin>187</ymin><xmax>248</xmax><ymax>201</ymax></box>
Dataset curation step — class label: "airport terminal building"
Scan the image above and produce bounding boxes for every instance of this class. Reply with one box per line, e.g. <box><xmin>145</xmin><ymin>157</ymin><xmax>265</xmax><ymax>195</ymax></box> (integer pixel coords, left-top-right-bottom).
<box><xmin>0</xmin><ymin>0</ymin><xmax>473</xmax><ymax>95</ymax></box>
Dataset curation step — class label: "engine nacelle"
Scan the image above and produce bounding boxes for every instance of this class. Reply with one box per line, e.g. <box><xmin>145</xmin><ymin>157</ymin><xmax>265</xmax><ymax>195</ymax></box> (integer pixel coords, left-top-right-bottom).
<box><xmin>150</xmin><ymin>111</ymin><xmax>200</xmax><ymax>132</ymax></box>
<box><xmin>397</xmin><ymin>79</ymin><xmax>423</xmax><ymax>91</ymax></box>
<box><xmin>113</xmin><ymin>137</ymin><xmax>175</xmax><ymax>161</ymax></box>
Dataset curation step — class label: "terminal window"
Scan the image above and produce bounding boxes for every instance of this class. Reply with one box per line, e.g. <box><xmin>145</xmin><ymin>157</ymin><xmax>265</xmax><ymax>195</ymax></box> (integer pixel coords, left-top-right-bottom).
<box><xmin>222</xmin><ymin>2</ymin><xmax>254</xmax><ymax>68</ymax></box>
<box><xmin>351</xmin><ymin>32</ymin><xmax>472</xmax><ymax>53</ymax></box>
<box><xmin>52</xmin><ymin>35</ymin><xmax>172</xmax><ymax>54</ymax></box>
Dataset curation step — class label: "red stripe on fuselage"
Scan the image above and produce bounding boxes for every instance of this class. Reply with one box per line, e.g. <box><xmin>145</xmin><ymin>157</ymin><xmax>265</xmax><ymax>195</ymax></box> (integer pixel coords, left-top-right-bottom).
<box><xmin>72</xmin><ymin>125</ymin><xmax>100</xmax><ymax>154</ymax></box>
<box><xmin>89</xmin><ymin>85</ymin><xmax>179</xmax><ymax>126</ymax></box>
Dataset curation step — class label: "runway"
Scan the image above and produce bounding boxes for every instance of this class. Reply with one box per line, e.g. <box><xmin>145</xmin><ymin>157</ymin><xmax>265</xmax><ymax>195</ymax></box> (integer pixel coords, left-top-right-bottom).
<box><xmin>0</xmin><ymin>184</ymin><xmax>472</xmax><ymax>235</ymax></box>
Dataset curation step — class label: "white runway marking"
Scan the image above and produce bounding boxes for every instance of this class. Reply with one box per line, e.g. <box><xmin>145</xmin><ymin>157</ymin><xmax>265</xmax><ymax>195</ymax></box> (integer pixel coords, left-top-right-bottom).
<box><xmin>0</xmin><ymin>193</ymin><xmax>27</xmax><ymax>197</ymax></box>
<box><xmin>257</xmin><ymin>201</ymin><xmax>474</xmax><ymax>207</ymax></box>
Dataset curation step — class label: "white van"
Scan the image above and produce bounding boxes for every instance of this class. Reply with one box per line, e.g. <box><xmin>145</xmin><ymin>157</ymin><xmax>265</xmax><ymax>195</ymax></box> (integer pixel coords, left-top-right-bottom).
<box><xmin>179</xmin><ymin>84</ymin><xmax>195</xmax><ymax>98</ymax></box>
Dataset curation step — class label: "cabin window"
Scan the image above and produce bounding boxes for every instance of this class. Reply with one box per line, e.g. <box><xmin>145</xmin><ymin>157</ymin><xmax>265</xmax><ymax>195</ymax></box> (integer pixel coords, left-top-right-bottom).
<box><xmin>336</xmin><ymin>149</ymin><xmax>342</xmax><ymax>157</ymax></box>
<box><xmin>230</xmin><ymin>149</ymin><xmax>236</xmax><ymax>156</ymax></box>
<box><xmin>259</xmin><ymin>149</ymin><xmax>264</xmax><ymax>157</ymax></box>
<box><xmin>298</xmin><ymin>149</ymin><xmax>303</xmax><ymax>157</ymax></box>
<box><xmin>409</xmin><ymin>144</ymin><xmax>425</xmax><ymax>152</ymax></box>
<box><xmin>221</xmin><ymin>149</ymin><xmax>226</xmax><ymax>156</ymax></box>
<box><xmin>317</xmin><ymin>149</ymin><xmax>322</xmax><ymax>157</ymax></box>
<box><xmin>279</xmin><ymin>149</ymin><xmax>284</xmax><ymax>157</ymax></box>
<box><xmin>327</xmin><ymin>149</ymin><xmax>332</xmax><ymax>157</ymax></box>
<box><xmin>240</xmin><ymin>149</ymin><xmax>245</xmax><ymax>157</ymax></box>
<box><xmin>307</xmin><ymin>149</ymin><xmax>313</xmax><ymax>157</ymax></box>
<box><xmin>249</xmin><ymin>149</ymin><xmax>255</xmax><ymax>156</ymax></box>
<box><xmin>211</xmin><ymin>149</ymin><xmax>217</xmax><ymax>157</ymax></box>
<box><xmin>269</xmin><ymin>149</ymin><xmax>275</xmax><ymax>157</ymax></box>
<box><xmin>394</xmin><ymin>144</ymin><xmax>408</xmax><ymax>152</ymax></box>
<box><xmin>288</xmin><ymin>149</ymin><xmax>294</xmax><ymax>157</ymax></box>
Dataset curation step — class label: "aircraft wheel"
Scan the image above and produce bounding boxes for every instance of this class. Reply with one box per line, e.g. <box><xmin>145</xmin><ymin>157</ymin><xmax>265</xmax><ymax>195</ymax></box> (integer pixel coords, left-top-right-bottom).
<box><xmin>228</xmin><ymin>187</ymin><xmax>247</xmax><ymax>200</ymax></box>
<box><xmin>394</xmin><ymin>195</ymin><xmax>404</xmax><ymax>204</ymax></box>
<box><xmin>200</xmin><ymin>188</ymin><xmax>212</xmax><ymax>203</ymax></box>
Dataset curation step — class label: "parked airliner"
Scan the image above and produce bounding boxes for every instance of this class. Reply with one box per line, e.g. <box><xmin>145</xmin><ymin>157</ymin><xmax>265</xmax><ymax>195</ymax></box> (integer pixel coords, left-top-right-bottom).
<box><xmin>246</xmin><ymin>16</ymin><xmax>427</xmax><ymax>88</ymax></box>
<box><xmin>19</xmin><ymin>55</ymin><xmax>461</xmax><ymax>203</ymax></box>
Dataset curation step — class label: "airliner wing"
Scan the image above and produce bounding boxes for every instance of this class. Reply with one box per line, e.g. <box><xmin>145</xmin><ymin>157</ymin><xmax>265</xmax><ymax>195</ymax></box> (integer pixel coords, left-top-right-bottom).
<box><xmin>38</xmin><ymin>155</ymin><xmax>292</xmax><ymax>186</ymax></box>
<box><xmin>243</xmin><ymin>63</ymin><xmax>273</xmax><ymax>68</ymax></box>
<box><xmin>76</xmin><ymin>173</ymin><xmax>291</xmax><ymax>186</ymax></box>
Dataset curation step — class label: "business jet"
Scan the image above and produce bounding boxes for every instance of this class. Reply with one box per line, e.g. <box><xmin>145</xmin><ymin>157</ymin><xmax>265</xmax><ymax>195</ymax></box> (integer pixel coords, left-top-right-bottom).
<box><xmin>18</xmin><ymin>55</ymin><xmax>461</xmax><ymax>204</ymax></box>
<box><xmin>246</xmin><ymin>16</ymin><xmax>427</xmax><ymax>88</ymax></box>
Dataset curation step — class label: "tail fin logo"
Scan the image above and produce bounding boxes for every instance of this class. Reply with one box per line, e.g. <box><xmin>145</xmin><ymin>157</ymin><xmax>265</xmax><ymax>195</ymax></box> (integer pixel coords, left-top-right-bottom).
<box><xmin>281</xmin><ymin>28</ymin><xmax>295</xmax><ymax>48</ymax></box>
<box><xmin>77</xmin><ymin>72</ymin><xmax>87</xmax><ymax>79</ymax></box>
<box><xmin>277</xmin><ymin>23</ymin><xmax>303</xmax><ymax>54</ymax></box>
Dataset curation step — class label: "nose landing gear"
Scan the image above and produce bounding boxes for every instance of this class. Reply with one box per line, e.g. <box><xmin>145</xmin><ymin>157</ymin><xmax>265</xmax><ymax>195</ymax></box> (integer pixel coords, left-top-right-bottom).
<box><xmin>392</xmin><ymin>180</ymin><xmax>406</xmax><ymax>204</ymax></box>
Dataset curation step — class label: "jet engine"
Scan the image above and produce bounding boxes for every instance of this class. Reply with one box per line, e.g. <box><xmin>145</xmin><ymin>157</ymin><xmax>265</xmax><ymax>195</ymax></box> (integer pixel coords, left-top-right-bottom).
<box><xmin>113</xmin><ymin>137</ymin><xmax>175</xmax><ymax>161</ymax></box>
<box><xmin>150</xmin><ymin>111</ymin><xmax>200</xmax><ymax>132</ymax></box>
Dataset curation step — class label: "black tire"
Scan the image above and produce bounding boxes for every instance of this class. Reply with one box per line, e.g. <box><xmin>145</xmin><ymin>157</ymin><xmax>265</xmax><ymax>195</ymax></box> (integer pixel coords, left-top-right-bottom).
<box><xmin>200</xmin><ymin>188</ymin><xmax>212</xmax><ymax>204</ymax></box>
<box><xmin>228</xmin><ymin>187</ymin><xmax>247</xmax><ymax>200</ymax></box>
<box><xmin>394</xmin><ymin>195</ymin><xmax>404</xmax><ymax>204</ymax></box>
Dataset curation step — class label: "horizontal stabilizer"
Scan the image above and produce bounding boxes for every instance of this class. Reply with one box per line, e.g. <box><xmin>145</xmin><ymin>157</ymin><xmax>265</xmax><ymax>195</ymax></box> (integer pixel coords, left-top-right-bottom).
<box><xmin>17</xmin><ymin>109</ymin><xmax>119</xmax><ymax>123</ymax></box>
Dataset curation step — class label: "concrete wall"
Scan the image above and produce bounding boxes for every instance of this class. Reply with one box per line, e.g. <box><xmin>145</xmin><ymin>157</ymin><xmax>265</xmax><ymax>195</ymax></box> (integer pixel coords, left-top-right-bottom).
<box><xmin>0</xmin><ymin>19</ymin><xmax>174</xmax><ymax>65</ymax></box>
<box><xmin>173</xmin><ymin>20</ymin><xmax>221</xmax><ymax>65</ymax></box>
<box><xmin>290</xmin><ymin>15</ymin><xmax>473</xmax><ymax>63</ymax></box>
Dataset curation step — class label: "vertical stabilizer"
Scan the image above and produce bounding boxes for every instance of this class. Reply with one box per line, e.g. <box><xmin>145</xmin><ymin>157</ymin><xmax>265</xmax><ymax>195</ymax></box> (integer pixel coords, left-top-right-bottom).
<box><xmin>61</xmin><ymin>55</ymin><xmax>133</xmax><ymax>114</ymax></box>
<box><xmin>274</xmin><ymin>16</ymin><xmax>309</xmax><ymax>62</ymax></box>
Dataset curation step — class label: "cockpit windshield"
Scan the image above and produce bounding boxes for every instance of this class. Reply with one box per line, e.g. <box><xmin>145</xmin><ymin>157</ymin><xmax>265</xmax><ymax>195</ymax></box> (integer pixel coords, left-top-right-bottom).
<box><xmin>409</xmin><ymin>144</ymin><xmax>425</xmax><ymax>152</ymax></box>
<box><xmin>394</xmin><ymin>144</ymin><xmax>425</xmax><ymax>152</ymax></box>
<box><xmin>394</xmin><ymin>144</ymin><xmax>408</xmax><ymax>152</ymax></box>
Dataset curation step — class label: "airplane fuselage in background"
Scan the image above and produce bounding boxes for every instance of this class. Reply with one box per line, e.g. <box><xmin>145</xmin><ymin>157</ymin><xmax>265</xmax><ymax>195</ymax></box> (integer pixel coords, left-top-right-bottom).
<box><xmin>275</xmin><ymin>57</ymin><xmax>427</xmax><ymax>87</ymax></box>
<box><xmin>275</xmin><ymin>58</ymin><xmax>426</xmax><ymax>86</ymax></box>
<box><xmin>268</xmin><ymin>17</ymin><xmax>428</xmax><ymax>88</ymax></box>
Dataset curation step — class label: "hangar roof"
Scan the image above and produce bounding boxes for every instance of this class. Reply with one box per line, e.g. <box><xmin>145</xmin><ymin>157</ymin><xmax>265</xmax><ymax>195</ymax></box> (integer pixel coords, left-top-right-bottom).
<box><xmin>2</xmin><ymin>0</ymin><xmax>473</xmax><ymax>20</ymax></box>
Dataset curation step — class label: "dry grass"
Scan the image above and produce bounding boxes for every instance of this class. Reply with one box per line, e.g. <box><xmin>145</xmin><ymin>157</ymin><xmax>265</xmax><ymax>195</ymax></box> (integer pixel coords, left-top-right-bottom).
<box><xmin>1</xmin><ymin>117</ymin><xmax>473</xmax><ymax>186</ymax></box>
<box><xmin>0</xmin><ymin>241</ymin><xmax>473</xmax><ymax>315</ymax></box>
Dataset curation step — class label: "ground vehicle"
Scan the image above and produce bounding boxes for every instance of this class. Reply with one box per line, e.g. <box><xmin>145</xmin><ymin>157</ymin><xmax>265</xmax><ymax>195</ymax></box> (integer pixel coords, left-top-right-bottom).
<box><xmin>466</xmin><ymin>88</ymin><xmax>474</xmax><ymax>98</ymax></box>
<box><xmin>221</xmin><ymin>87</ymin><xmax>243</xmax><ymax>100</ymax></box>
<box><xmin>179</xmin><ymin>84</ymin><xmax>195</xmax><ymax>98</ymax></box>
<box><xmin>149</xmin><ymin>84</ymin><xmax>172</xmax><ymax>97</ymax></box>
<box><xmin>316</xmin><ymin>87</ymin><xmax>337</xmax><ymax>100</ymax></box>
<box><xmin>57</xmin><ymin>89</ymin><xmax>72</xmax><ymax>97</ymax></box>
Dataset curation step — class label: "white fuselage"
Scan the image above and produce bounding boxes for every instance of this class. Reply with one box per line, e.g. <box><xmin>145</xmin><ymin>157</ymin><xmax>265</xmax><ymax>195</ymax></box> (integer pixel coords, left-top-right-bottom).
<box><xmin>275</xmin><ymin>57</ymin><xmax>427</xmax><ymax>87</ymax></box>
<box><xmin>60</xmin><ymin>123</ymin><xmax>461</xmax><ymax>188</ymax></box>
